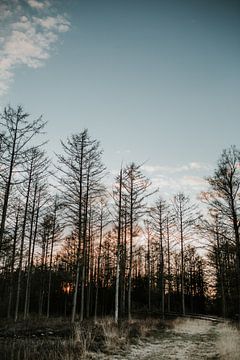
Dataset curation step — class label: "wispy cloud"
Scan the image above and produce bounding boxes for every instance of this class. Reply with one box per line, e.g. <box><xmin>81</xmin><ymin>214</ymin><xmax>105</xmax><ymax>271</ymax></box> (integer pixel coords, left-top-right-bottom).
<box><xmin>27</xmin><ymin>0</ymin><xmax>50</xmax><ymax>10</ymax></box>
<box><xmin>142</xmin><ymin>162</ymin><xmax>211</xmax><ymax>174</ymax></box>
<box><xmin>116</xmin><ymin>149</ymin><xmax>131</xmax><ymax>155</ymax></box>
<box><xmin>145</xmin><ymin>161</ymin><xmax>210</xmax><ymax>197</ymax></box>
<box><xmin>0</xmin><ymin>0</ymin><xmax>70</xmax><ymax>96</ymax></box>
<box><xmin>151</xmin><ymin>175</ymin><xmax>181</xmax><ymax>191</ymax></box>
<box><xmin>151</xmin><ymin>174</ymin><xmax>207</xmax><ymax>196</ymax></box>
<box><xmin>180</xmin><ymin>175</ymin><xmax>206</xmax><ymax>188</ymax></box>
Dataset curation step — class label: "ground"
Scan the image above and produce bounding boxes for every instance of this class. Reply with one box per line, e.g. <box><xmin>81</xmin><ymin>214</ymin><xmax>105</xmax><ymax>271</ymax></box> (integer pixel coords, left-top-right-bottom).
<box><xmin>93</xmin><ymin>318</ymin><xmax>240</xmax><ymax>360</ymax></box>
<box><xmin>1</xmin><ymin>317</ymin><xmax>240</xmax><ymax>359</ymax></box>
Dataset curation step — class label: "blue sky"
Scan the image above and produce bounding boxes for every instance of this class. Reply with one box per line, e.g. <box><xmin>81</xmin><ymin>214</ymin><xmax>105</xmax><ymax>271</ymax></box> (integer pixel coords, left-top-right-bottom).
<box><xmin>0</xmin><ymin>0</ymin><xmax>240</xmax><ymax>197</ymax></box>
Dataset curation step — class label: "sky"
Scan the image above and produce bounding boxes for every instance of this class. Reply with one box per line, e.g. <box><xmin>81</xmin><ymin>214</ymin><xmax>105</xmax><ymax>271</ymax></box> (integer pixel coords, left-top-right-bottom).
<box><xmin>0</xmin><ymin>0</ymin><xmax>240</xmax><ymax>199</ymax></box>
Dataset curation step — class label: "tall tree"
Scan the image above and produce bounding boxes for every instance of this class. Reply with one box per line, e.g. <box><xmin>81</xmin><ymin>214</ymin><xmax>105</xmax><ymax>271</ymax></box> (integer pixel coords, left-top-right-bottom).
<box><xmin>204</xmin><ymin>146</ymin><xmax>240</xmax><ymax>318</ymax></box>
<box><xmin>149</xmin><ymin>197</ymin><xmax>168</xmax><ymax>318</ymax></box>
<box><xmin>122</xmin><ymin>162</ymin><xmax>153</xmax><ymax>320</ymax></box>
<box><xmin>56</xmin><ymin>129</ymin><xmax>106</xmax><ymax>322</ymax></box>
<box><xmin>114</xmin><ymin>168</ymin><xmax>123</xmax><ymax>323</ymax></box>
<box><xmin>143</xmin><ymin>220</ymin><xmax>153</xmax><ymax>313</ymax></box>
<box><xmin>15</xmin><ymin>147</ymin><xmax>48</xmax><ymax>321</ymax></box>
<box><xmin>94</xmin><ymin>197</ymin><xmax>110</xmax><ymax>322</ymax></box>
<box><xmin>172</xmin><ymin>193</ymin><xmax>198</xmax><ymax>315</ymax></box>
<box><xmin>46</xmin><ymin>197</ymin><xmax>61</xmax><ymax>318</ymax></box>
<box><xmin>0</xmin><ymin>106</ymin><xmax>46</xmax><ymax>255</ymax></box>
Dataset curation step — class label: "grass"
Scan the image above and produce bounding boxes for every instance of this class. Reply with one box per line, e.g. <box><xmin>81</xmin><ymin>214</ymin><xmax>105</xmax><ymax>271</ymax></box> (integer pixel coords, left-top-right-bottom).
<box><xmin>172</xmin><ymin>317</ymin><xmax>214</xmax><ymax>335</ymax></box>
<box><xmin>216</xmin><ymin>322</ymin><xmax>240</xmax><ymax>360</ymax></box>
<box><xmin>0</xmin><ymin>317</ymin><xmax>76</xmax><ymax>360</ymax></box>
<box><xmin>0</xmin><ymin>338</ymin><xmax>82</xmax><ymax>360</ymax></box>
<box><xmin>2</xmin><ymin>316</ymin><xmax>238</xmax><ymax>359</ymax></box>
<box><xmin>0</xmin><ymin>316</ymin><xmax>169</xmax><ymax>359</ymax></box>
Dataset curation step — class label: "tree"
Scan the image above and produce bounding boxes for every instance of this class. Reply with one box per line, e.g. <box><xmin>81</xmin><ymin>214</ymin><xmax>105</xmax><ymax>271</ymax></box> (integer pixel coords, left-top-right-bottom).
<box><xmin>149</xmin><ymin>197</ymin><xmax>168</xmax><ymax>318</ymax></box>
<box><xmin>0</xmin><ymin>106</ymin><xmax>46</xmax><ymax>255</ymax></box>
<box><xmin>204</xmin><ymin>146</ymin><xmax>240</xmax><ymax>318</ymax></box>
<box><xmin>172</xmin><ymin>193</ymin><xmax>198</xmax><ymax>315</ymax></box>
<box><xmin>46</xmin><ymin>197</ymin><xmax>62</xmax><ymax>318</ymax></box>
<box><xmin>37</xmin><ymin>196</ymin><xmax>61</xmax><ymax>318</ymax></box>
<box><xmin>93</xmin><ymin>197</ymin><xmax>110</xmax><ymax>322</ymax></box>
<box><xmin>122</xmin><ymin>162</ymin><xmax>153</xmax><ymax>320</ymax></box>
<box><xmin>114</xmin><ymin>168</ymin><xmax>123</xmax><ymax>323</ymax></box>
<box><xmin>6</xmin><ymin>200</ymin><xmax>21</xmax><ymax>318</ymax></box>
<box><xmin>143</xmin><ymin>220</ymin><xmax>154</xmax><ymax>313</ymax></box>
<box><xmin>55</xmin><ymin>129</ymin><xmax>106</xmax><ymax>322</ymax></box>
<box><xmin>15</xmin><ymin>147</ymin><xmax>49</xmax><ymax>321</ymax></box>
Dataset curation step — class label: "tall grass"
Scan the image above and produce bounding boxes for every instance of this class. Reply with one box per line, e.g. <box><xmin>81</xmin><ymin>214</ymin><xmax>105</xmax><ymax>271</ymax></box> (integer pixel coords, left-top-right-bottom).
<box><xmin>216</xmin><ymin>322</ymin><xmax>240</xmax><ymax>360</ymax></box>
<box><xmin>0</xmin><ymin>338</ymin><xmax>82</xmax><ymax>360</ymax></box>
<box><xmin>0</xmin><ymin>317</ymin><xmax>168</xmax><ymax>359</ymax></box>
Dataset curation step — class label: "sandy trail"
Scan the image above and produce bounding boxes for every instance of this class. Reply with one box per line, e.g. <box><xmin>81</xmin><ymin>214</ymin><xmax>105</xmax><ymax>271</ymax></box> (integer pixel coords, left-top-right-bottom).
<box><xmin>96</xmin><ymin>318</ymin><xmax>240</xmax><ymax>360</ymax></box>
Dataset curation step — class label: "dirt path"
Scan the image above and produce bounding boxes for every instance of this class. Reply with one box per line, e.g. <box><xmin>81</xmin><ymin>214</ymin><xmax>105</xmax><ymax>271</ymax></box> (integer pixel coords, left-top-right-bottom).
<box><xmin>97</xmin><ymin>318</ymin><xmax>240</xmax><ymax>360</ymax></box>
<box><xmin>124</xmin><ymin>319</ymin><xmax>219</xmax><ymax>360</ymax></box>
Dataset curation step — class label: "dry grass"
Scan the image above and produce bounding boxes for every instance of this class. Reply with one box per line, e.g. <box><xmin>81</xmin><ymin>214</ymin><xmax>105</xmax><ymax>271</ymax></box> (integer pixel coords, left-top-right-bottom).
<box><xmin>4</xmin><ymin>316</ymin><xmax>231</xmax><ymax>359</ymax></box>
<box><xmin>0</xmin><ymin>338</ymin><xmax>82</xmax><ymax>360</ymax></box>
<box><xmin>0</xmin><ymin>317</ymin><xmax>169</xmax><ymax>359</ymax></box>
<box><xmin>216</xmin><ymin>322</ymin><xmax>240</xmax><ymax>360</ymax></box>
<box><xmin>172</xmin><ymin>317</ymin><xmax>212</xmax><ymax>335</ymax></box>
<box><xmin>0</xmin><ymin>318</ymin><xmax>123</xmax><ymax>359</ymax></box>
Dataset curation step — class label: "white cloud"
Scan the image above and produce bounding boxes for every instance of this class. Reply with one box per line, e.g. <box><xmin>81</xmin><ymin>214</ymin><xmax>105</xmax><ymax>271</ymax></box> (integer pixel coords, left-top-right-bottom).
<box><xmin>151</xmin><ymin>175</ymin><xmax>180</xmax><ymax>191</ymax></box>
<box><xmin>116</xmin><ymin>149</ymin><xmax>131</xmax><ymax>155</ymax></box>
<box><xmin>150</xmin><ymin>174</ymin><xmax>207</xmax><ymax>198</ymax></box>
<box><xmin>0</xmin><ymin>1</ymin><xmax>70</xmax><ymax>96</ymax></box>
<box><xmin>179</xmin><ymin>175</ymin><xmax>206</xmax><ymax>188</ymax></box>
<box><xmin>142</xmin><ymin>162</ymin><xmax>210</xmax><ymax>174</ymax></box>
<box><xmin>189</xmin><ymin>162</ymin><xmax>209</xmax><ymax>170</ymax></box>
<box><xmin>106</xmin><ymin>165</ymin><xmax>209</xmax><ymax>201</ymax></box>
<box><xmin>27</xmin><ymin>0</ymin><xmax>50</xmax><ymax>10</ymax></box>
<box><xmin>33</xmin><ymin>15</ymin><xmax>70</xmax><ymax>32</ymax></box>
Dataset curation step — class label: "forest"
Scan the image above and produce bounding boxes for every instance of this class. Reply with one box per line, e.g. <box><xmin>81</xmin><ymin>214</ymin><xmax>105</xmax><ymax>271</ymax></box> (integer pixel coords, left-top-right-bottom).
<box><xmin>0</xmin><ymin>104</ymin><xmax>240</xmax><ymax>324</ymax></box>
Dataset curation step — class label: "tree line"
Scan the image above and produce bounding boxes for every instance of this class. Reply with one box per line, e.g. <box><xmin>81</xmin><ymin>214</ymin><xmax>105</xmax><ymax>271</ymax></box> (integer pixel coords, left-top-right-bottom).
<box><xmin>0</xmin><ymin>105</ymin><xmax>239</xmax><ymax>322</ymax></box>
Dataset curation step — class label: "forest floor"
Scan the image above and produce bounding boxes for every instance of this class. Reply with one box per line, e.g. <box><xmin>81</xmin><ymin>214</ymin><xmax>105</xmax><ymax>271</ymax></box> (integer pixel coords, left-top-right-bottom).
<box><xmin>0</xmin><ymin>317</ymin><xmax>240</xmax><ymax>359</ymax></box>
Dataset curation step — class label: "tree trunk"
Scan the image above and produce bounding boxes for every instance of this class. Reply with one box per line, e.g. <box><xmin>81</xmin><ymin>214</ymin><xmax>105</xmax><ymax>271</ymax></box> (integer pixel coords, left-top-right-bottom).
<box><xmin>24</xmin><ymin>182</ymin><xmax>37</xmax><ymax>320</ymax></box>
<box><xmin>94</xmin><ymin>215</ymin><xmax>103</xmax><ymax>323</ymax></box>
<box><xmin>14</xmin><ymin>170</ymin><xmax>32</xmax><ymax>322</ymax></box>
<box><xmin>180</xmin><ymin>212</ymin><xmax>185</xmax><ymax>316</ymax></box>
<box><xmin>7</xmin><ymin>204</ymin><xmax>20</xmax><ymax>318</ymax></box>
<box><xmin>167</xmin><ymin>217</ymin><xmax>171</xmax><ymax>313</ymax></box>
<box><xmin>0</xmin><ymin>121</ymin><xmax>18</xmax><ymax>253</ymax></box>
<box><xmin>47</xmin><ymin>201</ymin><xmax>57</xmax><ymax>318</ymax></box>
<box><xmin>115</xmin><ymin>169</ymin><xmax>122</xmax><ymax>323</ymax></box>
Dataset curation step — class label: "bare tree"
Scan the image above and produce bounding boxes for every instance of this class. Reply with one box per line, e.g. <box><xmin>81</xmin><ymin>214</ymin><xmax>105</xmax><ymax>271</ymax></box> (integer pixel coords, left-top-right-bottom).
<box><xmin>55</xmin><ymin>129</ymin><xmax>106</xmax><ymax>322</ymax></box>
<box><xmin>94</xmin><ymin>197</ymin><xmax>110</xmax><ymax>322</ymax></box>
<box><xmin>204</xmin><ymin>146</ymin><xmax>240</xmax><ymax>318</ymax></box>
<box><xmin>46</xmin><ymin>197</ymin><xmax>61</xmax><ymax>318</ymax></box>
<box><xmin>15</xmin><ymin>147</ymin><xmax>48</xmax><ymax>321</ymax></box>
<box><xmin>0</xmin><ymin>106</ymin><xmax>46</xmax><ymax>255</ymax></box>
<box><xmin>122</xmin><ymin>162</ymin><xmax>153</xmax><ymax>320</ymax></box>
<box><xmin>172</xmin><ymin>193</ymin><xmax>198</xmax><ymax>315</ymax></box>
<box><xmin>143</xmin><ymin>220</ymin><xmax>153</xmax><ymax>313</ymax></box>
<box><xmin>114</xmin><ymin>168</ymin><xmax>123</xmax><ymax>323</ymax></box>
<box><xmin>149</xmin><ymin>197</ymin><xmax>168</xmax><ymax>318</ymax></box>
